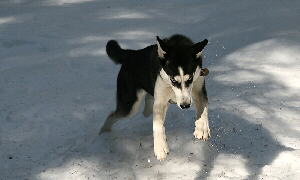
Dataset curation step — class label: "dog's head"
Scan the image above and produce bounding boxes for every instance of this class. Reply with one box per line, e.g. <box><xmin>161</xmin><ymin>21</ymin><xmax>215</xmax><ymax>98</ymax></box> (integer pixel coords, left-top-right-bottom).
<box><xmin>156</xmin><ymin>35</ymin><xmax>208</xmax><ymax>109</ymax></box>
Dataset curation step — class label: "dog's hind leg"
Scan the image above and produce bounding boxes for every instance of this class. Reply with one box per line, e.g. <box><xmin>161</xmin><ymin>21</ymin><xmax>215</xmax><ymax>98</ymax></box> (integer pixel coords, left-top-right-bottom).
<box><xmin>99</xmin><ymin>89</ymin><xmax>146</xmax><ymax>135</ymax></box>
<box><xmin>127</xmin><ymin>89</ymin><xmax>146</xmax><ymax>118</ymax></box>
<box><xmin>143</xmin><ymin>93</ymin><xmax>154</xmax><ymax>117</ymax></box>
<box><xmin>192</xmin><ymin>77</ymin><xmax>210</xmax><ymax>140</ymax></box>
<box><xmin>99</xmin><ymin>111</ymin><xmax>124</xmax><ymax>134</ymax></box>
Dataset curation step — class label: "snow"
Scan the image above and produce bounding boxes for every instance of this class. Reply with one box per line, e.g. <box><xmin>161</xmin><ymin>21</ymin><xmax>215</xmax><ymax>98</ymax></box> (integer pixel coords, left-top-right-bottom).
<box><xmin>1</xmin><ymin>0</ymin><xmax>300</xmax><ymax>179</ymax></box>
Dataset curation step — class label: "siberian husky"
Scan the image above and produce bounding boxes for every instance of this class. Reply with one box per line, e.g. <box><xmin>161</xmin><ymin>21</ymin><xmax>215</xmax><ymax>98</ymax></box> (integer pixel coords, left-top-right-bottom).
<box><xmin>99</xmin><ymin>34</ymin><xmax>210</xmax><ymax>160</ymax></box>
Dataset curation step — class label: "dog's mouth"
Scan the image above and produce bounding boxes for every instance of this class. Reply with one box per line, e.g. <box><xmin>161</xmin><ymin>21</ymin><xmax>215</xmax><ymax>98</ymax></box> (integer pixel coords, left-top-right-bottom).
<box><xmin>168</xmin><ymin>99</ymin><xmax>176</xmax><ymax>104</ymax></box>
<box><xmin>169</xmin><ymin>99</ymin><xmax>192</xmax><ymax>109</ymax></box>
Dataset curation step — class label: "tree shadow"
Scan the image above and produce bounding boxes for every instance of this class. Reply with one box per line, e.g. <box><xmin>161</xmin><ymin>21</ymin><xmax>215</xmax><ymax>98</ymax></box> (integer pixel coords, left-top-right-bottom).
<box><xmin>1</xmin><ymin>0</ymin><xmax>300</xmax><ymax>179</ymax></box>
<box><xmin>195</xmin><ymin>108</ymin><xmax>293</xmax><ymax>179</ymax></box>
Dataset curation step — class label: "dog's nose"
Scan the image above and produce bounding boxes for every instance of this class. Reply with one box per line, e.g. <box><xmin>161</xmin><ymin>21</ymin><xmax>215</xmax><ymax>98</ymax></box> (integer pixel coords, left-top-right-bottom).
<box><xmin>180</xmin><ymin>103</ymin><xmax>190</xmax><ymax>109</ymax></box>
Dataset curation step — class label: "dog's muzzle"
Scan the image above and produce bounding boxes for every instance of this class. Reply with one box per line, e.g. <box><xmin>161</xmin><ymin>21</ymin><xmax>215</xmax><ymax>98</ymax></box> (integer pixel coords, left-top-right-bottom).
<box><xmin>179</xmin><ymin>102</ymin><xmax>191</xmax><ymax>109</ymax></box>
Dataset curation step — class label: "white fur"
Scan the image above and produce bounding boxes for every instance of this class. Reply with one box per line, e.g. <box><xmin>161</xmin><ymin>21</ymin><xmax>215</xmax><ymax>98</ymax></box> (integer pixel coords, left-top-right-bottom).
<box><xmin>193</xmin><ymin>106</ymin><xmax>210</xmax><ymax>140</ymax></box>
<box><xmin>196</xmin><ymin>51</ymin><xmax>202</xmax><ymax>58</ymax></box>
<box><xmin>156</xmin><ymin>40</ymin><xmax>166</xmax><ymax>58</ymax></box>
<box><xmin>174</xmin><ymin>76</ymin><xmax>181</xmax><ymax>82</ymax></box>
<box><xmin>194</xmin><ymin>67</ymin><xmax>201</xmax><ymax>81</ymax></box>
<box><xmin>153</xmin><ymin>76</ymin><xmax>172</xmax><ymax>160</ymax></box>
<box><xmin>192</xmin><ymin>77</ymin><xmax>210</xmax><ymax>140</ymax></box>
<box><xmin>171</xmin><ymin>67</ymin><xmax>192</xmax><ymax>107</ymax></box>
<box><xmin>153</xmin><ymin>67</ymin><xmax>209</xmax><ymax>160</ymax></box>
<box><xmin>128</xmin><ymin>89</ymin><xmax>146</xmax><ymax>117</ymax></box>
<box><xmin>159</xmin><ymin>67</ymin><xmax>203</xmax><ymax>108</ymax></box>
<box><xmin>159</xmin><ymin>68</ymin><xmax>171</xmax><ymax>83</ymax></box>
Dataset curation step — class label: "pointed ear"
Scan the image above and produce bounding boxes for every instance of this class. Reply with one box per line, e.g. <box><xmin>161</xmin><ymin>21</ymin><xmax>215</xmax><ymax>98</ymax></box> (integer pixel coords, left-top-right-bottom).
<box><xmin>156</xmin><ymin>36</ymin><xmax>167</xmax><ymax>58</ymax></box>
<box><xmin>193</xmin><ymin>39</ymin><xmax>208</xmax><ymax>58</ymax></box>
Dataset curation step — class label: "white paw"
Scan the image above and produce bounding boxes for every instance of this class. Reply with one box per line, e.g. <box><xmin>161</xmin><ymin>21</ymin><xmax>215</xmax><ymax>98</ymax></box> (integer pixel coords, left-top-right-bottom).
<box><xmin>194</xmin><ymin>119</ymin><xmax>210</xmax><ymax>140</ymax></box>
<box><xmin>154</xmin><ymin>139</ymin><xmax>169</xmax><ymax>161</ymax></box>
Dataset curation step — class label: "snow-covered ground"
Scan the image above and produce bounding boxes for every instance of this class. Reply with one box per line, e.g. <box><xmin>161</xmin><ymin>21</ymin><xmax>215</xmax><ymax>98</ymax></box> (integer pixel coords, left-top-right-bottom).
<box><xmin>1</xmin><ymin>0</ymin><xmax>300</xmax><ymax>179</ymax></box>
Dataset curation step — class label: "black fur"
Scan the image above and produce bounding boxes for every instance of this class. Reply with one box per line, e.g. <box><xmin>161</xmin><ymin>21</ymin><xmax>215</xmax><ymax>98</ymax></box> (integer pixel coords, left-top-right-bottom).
<box><xmin>106</xmin><ymin>40</ymin><xmax>160</xmax><ymax>96</ymax></box>
<box><xmin>106</xmin><ymin>40</ymin><xmax>129</xmax><ymax>64</ymax></box>
<box><xmin>104</xmin><ymin>34</ymin><xmax>208</xmax><ymax>125</ymax></box>
<box><xmin>156</xmin><ymin>35</ymin><xmax>207</xmax><ymax>88</ymax></box>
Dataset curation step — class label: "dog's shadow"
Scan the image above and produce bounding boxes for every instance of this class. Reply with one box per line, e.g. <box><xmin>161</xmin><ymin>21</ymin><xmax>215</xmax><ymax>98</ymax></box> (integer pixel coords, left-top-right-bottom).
<box><xmin>94</xmin><ymin>104</ymin><xmax>291</xmax><ymax>180</ymax></box>
<box><xmin>192</xmin><ymin>108</ymin><xmax>292</xmax><ymax>179</ymax></box>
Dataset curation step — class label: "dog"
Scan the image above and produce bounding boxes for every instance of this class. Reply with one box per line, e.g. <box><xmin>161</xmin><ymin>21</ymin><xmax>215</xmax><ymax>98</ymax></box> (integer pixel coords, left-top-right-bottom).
<box><xmin>99</xmin><ymin>34</ymin><xmax>210</xmax><ymax>160</ymax></box>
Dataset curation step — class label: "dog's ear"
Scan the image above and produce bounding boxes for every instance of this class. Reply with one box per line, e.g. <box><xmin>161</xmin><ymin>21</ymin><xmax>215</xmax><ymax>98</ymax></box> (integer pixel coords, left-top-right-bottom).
<box><xmin>193</xmin><ymin>39</ymin><xmax>208</xmax><ymax>58</ymax></box>
<box><xmin>156</xmin><ymin>36</ymin><xmax>167</xmax><ymax>59</ymax></box>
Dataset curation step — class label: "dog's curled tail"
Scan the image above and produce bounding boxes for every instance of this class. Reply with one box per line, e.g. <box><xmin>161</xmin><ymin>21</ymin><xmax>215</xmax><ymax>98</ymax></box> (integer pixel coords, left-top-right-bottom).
<box><xmin>106</xmin><ymin>40</ymin><xmax>126</xmax><ymax>64</ymax></box>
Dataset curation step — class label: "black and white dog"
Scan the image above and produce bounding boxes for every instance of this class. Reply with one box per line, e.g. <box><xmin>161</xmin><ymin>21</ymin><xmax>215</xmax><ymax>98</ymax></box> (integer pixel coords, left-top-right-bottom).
<box><xmin>100</xmin><ymin>34</ymin><xmax>210</xmax><ymax>160</ymax></box>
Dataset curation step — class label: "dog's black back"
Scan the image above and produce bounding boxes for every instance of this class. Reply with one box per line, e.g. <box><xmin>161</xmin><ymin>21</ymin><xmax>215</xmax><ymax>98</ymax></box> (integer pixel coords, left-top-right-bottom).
<box><xmin>106</xmin><ymin>39</ymin><xmax>159</xmax><ymax>96</ymax></box>
<box><xmin>106</xmin><ymin>34</ymin><xmax>203</xmax><ymax>96</ymax></box>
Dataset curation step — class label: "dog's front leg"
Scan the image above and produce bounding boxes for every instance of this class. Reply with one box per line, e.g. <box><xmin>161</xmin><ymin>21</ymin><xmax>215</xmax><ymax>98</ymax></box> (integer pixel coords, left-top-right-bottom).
<box><xmin>153</xmin><ymin>78</ymin><xmax>171</xmax><ymax>161</ymax></box>
<box><xmin>153</xmin><ymin>101</ymin><xmax>169</xmax><ymax>160</ymax></box>
<box><xmin>192</xmin><ymin>78</ymin><xmax>210</xmax><ymax>140</ymax></box>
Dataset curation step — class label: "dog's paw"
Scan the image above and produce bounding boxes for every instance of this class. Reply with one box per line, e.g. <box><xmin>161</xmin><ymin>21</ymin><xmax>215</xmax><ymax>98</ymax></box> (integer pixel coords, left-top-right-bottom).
<box><xmin>194</xmin><ymin>120</ymin><xmax>210</xmax><ymax>140</ymax></box>
<box><xmin>193</xmin><ymin>128</ymin><xmax>210</xmax><ymax>140</ymax></box>
<box><xmin>154</xmin><ymin>139</ymin><xmax>169</xmax><ymax>161</ymax></box>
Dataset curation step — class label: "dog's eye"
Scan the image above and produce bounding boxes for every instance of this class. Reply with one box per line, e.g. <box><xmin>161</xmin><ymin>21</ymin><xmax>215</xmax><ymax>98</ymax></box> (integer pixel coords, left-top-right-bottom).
<box><xmin>170</xmin><ymin>78</ymin><xmax>176</xmax><ymax>83</ymax></box>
